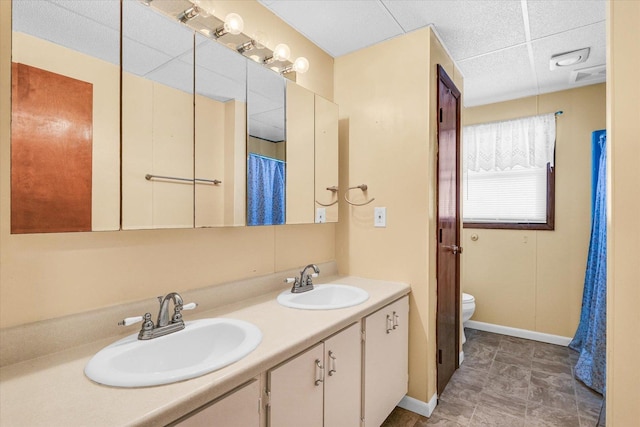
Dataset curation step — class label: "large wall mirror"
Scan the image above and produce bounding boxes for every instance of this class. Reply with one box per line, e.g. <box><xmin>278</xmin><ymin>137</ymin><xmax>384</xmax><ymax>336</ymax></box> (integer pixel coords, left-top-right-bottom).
<box><xmin>10</xmin><ymin>0</ymin><xmax>338</xmax><ymax>232</ymax></box>
<box><xmin>246</xmin><ymin>60</ymin><xmax>286</xmax><ymax>226</ymax></box>
<box><xmin>195</xmin><ymin>34</ymin><xmax>247</xmax><ymax>227</ymax></box>
<box><xmin>121</xmin><ymin>0</ymin><xmax>195</xmax><ymax>230</ymax></box>
<box><xmin>10</xmin><ymin>0</ymin><xmax>121</xmax><ymax>233</ymax></box>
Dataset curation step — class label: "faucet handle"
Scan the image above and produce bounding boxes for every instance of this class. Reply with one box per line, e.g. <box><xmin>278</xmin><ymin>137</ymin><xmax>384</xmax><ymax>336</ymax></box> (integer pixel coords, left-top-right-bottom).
<box><xmin>118</xmin><ymin>315</ymin><xmax>144</xmax><ymax>326</ymax></box>
<box><xmin>285</xmin><ymin>277</ymin><xmax>296</xmax><ymax>284</ymax></box>
<box><xmin>182</xmin><ymin>302</ymin><xmax>198</xmax><ymax>311</ymax></box>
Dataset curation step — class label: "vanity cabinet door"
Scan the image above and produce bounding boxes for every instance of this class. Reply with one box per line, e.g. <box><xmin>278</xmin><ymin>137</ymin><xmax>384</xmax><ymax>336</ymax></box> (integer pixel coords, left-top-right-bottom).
<box><xmin>174</xmin><ymin>379</ymin><xmax>260</xmax><ymax>427</ymax></box>
<box><xmin>362</xmin><ymin>296</ymin><xmax>409</xmax><ymax>427</ymax></box>
<box><xmin>324</xmin><ymin>323</ymin><xmax>362</xmax><ymax>427</ymax></box>
<box><xmin>268</xmin><ymin>343</ymin><xmax>324</xmax><ymax>427</ymax></box>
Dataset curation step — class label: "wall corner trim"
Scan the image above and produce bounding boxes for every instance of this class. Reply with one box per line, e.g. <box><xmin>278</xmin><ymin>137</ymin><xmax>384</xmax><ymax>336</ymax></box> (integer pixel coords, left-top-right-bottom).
<box><xmin>398</xmin><ymin>393</ymin><xmax>438</xmax><ymax>417</ymax></box>
<box><xmin>465</xmin><ymin>320</ymin><xmax>572</xmax><ymax>346</ymax></box>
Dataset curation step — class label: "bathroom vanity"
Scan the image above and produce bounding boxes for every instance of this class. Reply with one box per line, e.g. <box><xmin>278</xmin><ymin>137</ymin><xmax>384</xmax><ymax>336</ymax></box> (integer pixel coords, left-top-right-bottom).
<box><xmin>0</xmin><ymin>271</ymin><xmax>409</xmax><ymax>426</ymax></box>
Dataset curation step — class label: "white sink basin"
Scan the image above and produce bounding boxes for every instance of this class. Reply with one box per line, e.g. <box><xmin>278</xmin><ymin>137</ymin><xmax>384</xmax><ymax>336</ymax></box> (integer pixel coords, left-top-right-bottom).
<box><xmin>85</xmin><ymin>318</ymin><xmax>262</xmax><ymax>388</ymax></box>
<box><xmin>277</xmin><ymin>284</ymin><xmax>369</xmax><ymax>310</ymax></box>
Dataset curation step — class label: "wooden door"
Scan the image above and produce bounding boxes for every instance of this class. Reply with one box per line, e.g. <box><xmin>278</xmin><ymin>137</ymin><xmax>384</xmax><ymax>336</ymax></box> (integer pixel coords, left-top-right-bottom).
<box><xmin>11</xmin><ymin>63</ymin><xmax>93</xmax><ymax>233</ymax></box>
<box><xmin>436</xmin><ymin>64</ymin><xmax>462</xmax><ymax>396</ymax></box>
<box><xmin>363</xmin><ymin>296</ymin><xmax>409</xmax><ymax>427</ymax></box>
<box><xmin>268</xmin><ymin>343</ymin><xmax>324</xmax><ymax>427</ymax></box>
<box><xmin>324</xmin><ymin>323</ymin><xmax>361</xmax><ymax>427</ymax></box>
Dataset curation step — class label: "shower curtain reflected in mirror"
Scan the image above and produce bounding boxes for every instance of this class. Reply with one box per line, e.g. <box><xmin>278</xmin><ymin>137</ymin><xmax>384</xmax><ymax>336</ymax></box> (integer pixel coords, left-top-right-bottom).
<box><xmin>570</xmin><ymin>130</ymin><xmax>607</xmax><ymax>395</ymax></box>
<box><xmin>247</xmin><ymin>153</ymin><xmax>285</xmax><ymax>226</ymax></box>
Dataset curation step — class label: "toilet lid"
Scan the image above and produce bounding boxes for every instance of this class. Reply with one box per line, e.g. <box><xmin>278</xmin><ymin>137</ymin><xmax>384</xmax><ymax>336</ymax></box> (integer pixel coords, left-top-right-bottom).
<box><xmin>462</xmin><ymin>293</ymin><xmax>474</xmax><ymax>303</ymax></box>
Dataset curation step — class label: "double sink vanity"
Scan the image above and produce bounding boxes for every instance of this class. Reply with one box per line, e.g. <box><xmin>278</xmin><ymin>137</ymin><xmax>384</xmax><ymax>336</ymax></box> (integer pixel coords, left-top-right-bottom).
<box><xmin>0</xmin><ymin>265</ymin><xmax>410</xmax><ymax>427</ymax></box>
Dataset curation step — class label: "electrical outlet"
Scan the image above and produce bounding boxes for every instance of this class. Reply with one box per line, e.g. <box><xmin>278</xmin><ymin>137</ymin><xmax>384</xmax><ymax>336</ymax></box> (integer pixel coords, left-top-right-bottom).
<box><xmin>316</xmin><ymin>208</ymin><xmax>326</xmax><ymax>223</ymax></box>
<box><xmin>374</xmin><ymin>207</ymin><xmax>386</xmax><ymax>227</ymax></box>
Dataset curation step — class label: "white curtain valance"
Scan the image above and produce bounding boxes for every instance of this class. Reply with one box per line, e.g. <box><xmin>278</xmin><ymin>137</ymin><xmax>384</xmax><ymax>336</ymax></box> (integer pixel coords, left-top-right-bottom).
<box><xmin>463</xmin><ymin>113</ymin><xmax>556</xmax><ymax>172</ymax></box>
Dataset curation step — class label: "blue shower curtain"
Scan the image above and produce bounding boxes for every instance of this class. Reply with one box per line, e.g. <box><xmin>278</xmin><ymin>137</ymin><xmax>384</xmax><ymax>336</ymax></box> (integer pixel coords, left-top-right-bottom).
<box><xmin>569</xmin><ymin>131</ymin><xmax>607</xmax><ymax>395</ymax></box>
<box><xmin>247</xmin><ymin>153</ymin><xmax>285</xmax><ymax>226</ymax></box>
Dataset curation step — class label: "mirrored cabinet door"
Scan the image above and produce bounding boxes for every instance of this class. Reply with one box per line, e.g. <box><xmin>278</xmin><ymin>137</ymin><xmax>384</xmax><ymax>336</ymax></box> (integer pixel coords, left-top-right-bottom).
<box><xmin>314</xmin><ymin>95</ymin><xmax>339</xmax><ymax>223</ymax></box>
<box><xmin>246</xmin><ymin>60</ymin><xmax>286</xmax><ymax>226</ymax></box>
<box><xmin>194</xmin><ymin>34</ymin><xmax>247</xmax><ymax>228</ymax></box>
<box><xmin>286</xmin><ymin>81</ymin><xmax>315</xmax><ymax>224</ymax></box>
<box><xmin>121</xmin><ymin>0</ymin><xmax>195</xmax><ymax>230</ymax></box>
<box><xmin>10</xmin><ymin>0</ymin><xmax>120</xmax><ymax>233</ymax></box>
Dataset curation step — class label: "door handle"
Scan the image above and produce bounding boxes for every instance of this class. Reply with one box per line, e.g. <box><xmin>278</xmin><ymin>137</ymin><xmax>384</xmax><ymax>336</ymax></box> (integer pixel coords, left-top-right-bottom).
<box><xmin>328</xmin><ymin>351</ymin><xmax>337</xmax><ymax>376</ymax></box>
<box><xmin>442</xmin><ymin>244</ymin><xmax>463</xmax><ymax>255</ymax></box>
<box><xmin>314</xmin><ymin>359</ymin><xmax>324</xmax><ymax>386</ymax></box>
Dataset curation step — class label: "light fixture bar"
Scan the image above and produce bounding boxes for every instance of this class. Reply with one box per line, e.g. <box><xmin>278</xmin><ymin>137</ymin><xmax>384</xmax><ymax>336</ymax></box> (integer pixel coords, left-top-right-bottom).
<box><xmin>178</xmin><ymin>6</ymin><xmax>199</xmax><ymax>23</ymax></box>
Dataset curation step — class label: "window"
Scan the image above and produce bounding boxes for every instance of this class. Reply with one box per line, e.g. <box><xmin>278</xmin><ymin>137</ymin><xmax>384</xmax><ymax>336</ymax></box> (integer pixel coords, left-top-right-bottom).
<box><xmin>463</xmin><ymin>113</ymin><xmax>556</xmax><ymax>230</ymax></box>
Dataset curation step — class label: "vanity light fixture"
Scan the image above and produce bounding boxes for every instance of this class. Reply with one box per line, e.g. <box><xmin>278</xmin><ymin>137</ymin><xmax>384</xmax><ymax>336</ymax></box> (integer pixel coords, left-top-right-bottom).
<box><xmin>264</xmin><ymin>43</ymin><xmax>291</xmax><ymax>64</ymax></box>
<box><xmin>550</xmin><ymin>47</ymin><xmax>590</xmax><ymax>70</ymax></box>
<box><xmin>237</xmin><ymin>31</ymin><xmax>269</xmax><ymax>54</ymax></box>
<box><xmin>178</xmin><ymin>5</ymin><xmax>201</xmax><ymax>23</ymax></box>
<box><xmin>281</xmin><ymin>57</ymin><xmax>310</xmax><ymax>74</ymax></box>
<box><xmin>212</xmin><ymin>13</ymin><xmax>244</xmax><ymax>38</ymax></box>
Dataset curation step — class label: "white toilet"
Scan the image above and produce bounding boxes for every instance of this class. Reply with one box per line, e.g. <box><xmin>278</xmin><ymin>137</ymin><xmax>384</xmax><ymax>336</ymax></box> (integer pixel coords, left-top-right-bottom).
<box><xmin>461</xmin><ymin>293</ymin><xmax>476</xmax><ymax>344</ymax></box>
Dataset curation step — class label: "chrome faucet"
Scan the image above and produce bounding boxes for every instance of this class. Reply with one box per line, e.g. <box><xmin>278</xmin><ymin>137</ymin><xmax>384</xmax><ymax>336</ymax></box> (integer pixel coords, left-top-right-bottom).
<box><xmin>118</xmin><ymin>292</ymin><xmax>197</xmax><ymax>340</ymax></box>
<box><xmin>157</xmin><ymin>292</ymin><xmax>184</xmax><ymax>327</ymax></box>
<box><xmin>286</xmin><ymin>264</ymin><xmax>320</xmax><ymax>293</ymax></box>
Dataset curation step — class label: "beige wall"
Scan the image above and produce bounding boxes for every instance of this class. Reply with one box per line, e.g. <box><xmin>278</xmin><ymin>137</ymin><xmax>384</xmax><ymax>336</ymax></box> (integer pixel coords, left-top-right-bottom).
<box><xmin>335</xmin><ymin>27</ymin><xmax>462</xmax><ymax>403</ymax></box>
<box><xmin>462</xmin><ymin>84</ymin><xmax>606</xmax><ymax>338</ymax></box>
<box><xmin>606</xmin><ymin>1</ymin><xmax>640</xmax><ymax>425</ymax></box>
<box><xmin>0</xmin><ymin>0</ymin><xmax>335</xmax><ymax>329</ymax></box>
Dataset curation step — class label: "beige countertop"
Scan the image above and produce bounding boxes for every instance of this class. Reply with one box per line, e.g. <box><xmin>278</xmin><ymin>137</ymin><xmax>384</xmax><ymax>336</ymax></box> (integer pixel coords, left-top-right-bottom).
<box><xmin>0</xmin><ymin>276</ymin><xmax>410</xmax><ymax>427</ymax></box>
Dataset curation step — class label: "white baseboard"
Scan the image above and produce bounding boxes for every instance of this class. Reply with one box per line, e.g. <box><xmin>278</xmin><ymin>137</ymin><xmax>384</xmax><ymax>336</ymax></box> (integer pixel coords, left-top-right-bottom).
<box><xmin>465</xmin><ymin>320</ymin><xmax>572</xmax><ymax>346</ymax></box>
<box><xmin>398</xmin><ymin>393</ymin><xmax>438</xmax><ymax>417</ymax></box>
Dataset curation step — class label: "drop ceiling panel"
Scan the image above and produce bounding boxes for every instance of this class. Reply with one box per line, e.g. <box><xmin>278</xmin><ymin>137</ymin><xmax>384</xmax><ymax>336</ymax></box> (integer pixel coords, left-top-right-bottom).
<box><xmin>532</xmin><ymin>22</ymin><xmax>606</xmax><ymax>94</ymax></box>
<box><xmin>258</xmin><ymin>0</ymin><xmax>404</xmax><ymax>57</ymax></box>
<box><xmin>48</xmin><ymin>0</ymin><xmax>120</xmax><ymax>30</ymax></box>
<box><xmin>195</xmin><ymin>35</ymin><xmax>247</xmax><ymax>85</ymax></box>
<box><xmin>458</xmin><ymin>44</ymin><xmax>537</xmax><ymax>106</ymax></box>
<box><xmin>123</xmin><ymin>0</ymin><xmax>194</xmax><ymax>59</ymax></box>
<box><xmin>145</xmin><ymin>56</ymin><xmax>194</xmax><ymax>95</ymax></box>
<box><xmin>527</xmin><ymin>0</ymin><xmax>605</xmax><ymax>40</ymax></box>
<box><xmin>382</xmin><ymin>0</ymin><xmax>526</xmax><ymax>60</ymax></box>
<box><xmin>13</xmin><ymin>0</ymin><xmax>120</xmax><ymax>65</ymax></box>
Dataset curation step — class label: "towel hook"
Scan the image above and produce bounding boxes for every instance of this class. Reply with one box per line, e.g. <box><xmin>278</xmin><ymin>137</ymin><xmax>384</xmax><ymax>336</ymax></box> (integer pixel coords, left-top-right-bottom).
<box><xmin>316</xmin><ymin>186</ymin><xmax>339</xmax><ymax>207</ymax></box>
<box><xmin>345</xmin><ymin>184</ymin><xmax>375</xmax><ymax>206</ymax></box>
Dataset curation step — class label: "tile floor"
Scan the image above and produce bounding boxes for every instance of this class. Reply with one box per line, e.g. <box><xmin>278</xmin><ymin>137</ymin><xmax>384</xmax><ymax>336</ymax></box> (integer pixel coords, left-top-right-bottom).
<box><xmin>382</xmin><ymin>328</ymin><xmax>604</xmax><ymax>427</ymax></box>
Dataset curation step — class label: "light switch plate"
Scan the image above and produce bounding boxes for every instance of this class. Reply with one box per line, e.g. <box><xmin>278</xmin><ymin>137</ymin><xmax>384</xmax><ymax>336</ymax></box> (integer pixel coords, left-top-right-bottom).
<box><xmin>316</xmin><ymin>207</ymin><xmax>326</xmax><ymax>223</ymax></box>
<box><xmin>374</xmin><ymin>207</ymin><xmax>386</xmax><ymax>227</ymax></box>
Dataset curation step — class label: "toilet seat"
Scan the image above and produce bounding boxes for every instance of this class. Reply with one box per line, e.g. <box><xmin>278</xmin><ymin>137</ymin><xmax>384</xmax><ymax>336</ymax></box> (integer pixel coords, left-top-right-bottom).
<box><xmin>462</xmin><ymin>293</ymin><xmax>475</xmax><ymax>303</ymax></box>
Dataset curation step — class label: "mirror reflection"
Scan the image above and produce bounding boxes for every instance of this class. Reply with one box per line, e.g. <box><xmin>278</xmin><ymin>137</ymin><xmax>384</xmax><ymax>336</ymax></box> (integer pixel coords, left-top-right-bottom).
<box><xmin>10</xmin><ymin>0</ymin><xmax>120</xmax><ymax>233</ymax></box>
<box><xmin>121</xmin><ymin>0</ymin><xmax>195</xmax><ymax>230</ymax></box>
<box><xmin>194</xmin><ymin>34</ymin><xmax>247</xmax><ymax>227</ymax></box>
<box><xmin>246</xmin><ymin>60</ymin><xmax>286</xmax><ymax>226</ymax></box>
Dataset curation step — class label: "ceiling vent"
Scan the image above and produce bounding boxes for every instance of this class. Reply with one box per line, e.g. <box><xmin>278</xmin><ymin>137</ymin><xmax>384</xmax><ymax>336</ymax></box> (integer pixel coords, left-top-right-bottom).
<box><xmin>550</xmin><ymin>48</ymin><xmax>590</xmax><ymax>70</ymax></box>
<box><xmin>570</xmin><ymin>64</ymin><xmax>606</xmax><ymax>84</ymax></box>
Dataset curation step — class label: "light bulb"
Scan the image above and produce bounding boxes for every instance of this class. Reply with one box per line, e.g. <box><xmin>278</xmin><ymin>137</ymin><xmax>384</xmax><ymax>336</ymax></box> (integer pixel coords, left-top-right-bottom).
<box><xmin>292</xmin><ymin>57</ymin><xmax>309</xmax><ymax>74</ymax></box>
<box><xmin>223</xmin><ymin>13</ymin><xmax>244</xmax><ymax>35</ymax></box>
<box><xmin>273</xmin><ymin>44</ymin><xmax>291</xmax><ymax>62</ymax></box>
